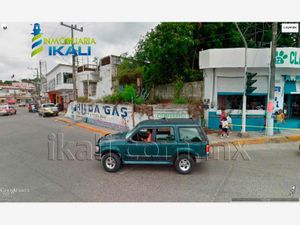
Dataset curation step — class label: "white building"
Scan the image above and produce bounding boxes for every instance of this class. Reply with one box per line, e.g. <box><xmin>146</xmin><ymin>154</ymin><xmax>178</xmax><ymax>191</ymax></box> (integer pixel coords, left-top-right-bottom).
<box><xmin>199</xmin><ymin>47</ymin><xmax>300</xmax><ymax>131</ymax></box>
<box><xmin>97</xmin><ymin>55</ymin><xmax>120</xmax><ymax>99</ymax></box>
<box><xmin>46</xmin><ymin>64</ymin><xmax>73</xmax><ymax>108</ymax></box>
<box><xmin>77</xmin><ymin>64</ymin><xmax>99</xmax><ymax>100</ymax></box>
<box><xmin>0</xmin><ymin>82</ymin><xmax>34</xmax><ymax>104</ymax></box>
<box><xmin>76</xmin><ymin>55</ymin><xmax>121</xmax><ymax>100</ymax></box>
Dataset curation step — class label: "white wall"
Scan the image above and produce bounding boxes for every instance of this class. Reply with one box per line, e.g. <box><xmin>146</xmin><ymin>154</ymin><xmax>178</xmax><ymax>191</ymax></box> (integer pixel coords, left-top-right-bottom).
<box><xmin>215</xmin><ymin>68</ymin><xmax>269</xmax><ymax>94</ymax></box>
<box><xmin>199</xmin><ymin>48</ymin><xmax>271</xmax><ymax>69</ymax></box>
<box><xmin>77</xmin><ymin>71</ymin><xmax>99</xmax><ymax>98</ymax></box>
<box><xmin>46</xmin><ymin>64</ymin><xmax>73</xmax><ymax>92</ymax></box>
<box><xmin>96</xmin><ymin>64</ymin><xmax>113</xmax><ymax>99</ymax></box>
<box><xmin>66</xmin><ymin>102</ymin><xmax>190</xmax><ymax>130</ymax></box>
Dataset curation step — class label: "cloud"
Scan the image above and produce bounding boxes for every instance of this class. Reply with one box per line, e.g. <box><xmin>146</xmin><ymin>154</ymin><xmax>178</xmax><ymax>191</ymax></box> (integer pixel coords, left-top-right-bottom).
<box><xmin>0</xmin><ymin>22</ymin><xmax>157</xmax><ymax>81</ymax></box>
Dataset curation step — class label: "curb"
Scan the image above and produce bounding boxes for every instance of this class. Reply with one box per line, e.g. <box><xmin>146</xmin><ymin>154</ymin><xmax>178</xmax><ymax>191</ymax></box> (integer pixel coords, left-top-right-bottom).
<box><xmin>55</xmin><ymin>117</ymin><xmax>111</xmax><ymax>135</ymax></box>
<box><xmin>210</xmin><ymin>134</ymin><xmax>300</xmax><ymax>147</ymax></box>
<box><xmin>55</xmin><ymin>117</ymin><xmax>300</xmax><ymax>146</ymax></box>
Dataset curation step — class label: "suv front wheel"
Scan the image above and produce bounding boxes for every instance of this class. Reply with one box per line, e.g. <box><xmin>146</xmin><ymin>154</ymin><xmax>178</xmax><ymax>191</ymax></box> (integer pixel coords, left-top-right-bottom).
<box><xmin>102</xmin><ymin>153</ymin><xmax>121</xmax><ymax>172</ymax></box>
<box><xmin>175</xmin><ymin>154</ymin><xmax>194</xmax><ymax>174</ymax></box>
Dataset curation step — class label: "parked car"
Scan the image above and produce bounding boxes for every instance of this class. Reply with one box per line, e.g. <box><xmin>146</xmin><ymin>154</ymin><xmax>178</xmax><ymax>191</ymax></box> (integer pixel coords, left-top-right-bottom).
<box><xmin>38</xmin><ymin>103</ymin><xmax>59</xmax><ymax>117</ymax></box>
<box><xmin>18</xmin><ymin>102</ymin><xmax>26</xmax><ymax>107</ymax></box>
<box><xmin>95</xmin><ymin>118</ymin><xmax>210</xmax><ymax>174</ymax></box>
<box><xmin>0</xmin><ymin>105</ymin><xmax>17</xmax><ymax>116</ymax></box>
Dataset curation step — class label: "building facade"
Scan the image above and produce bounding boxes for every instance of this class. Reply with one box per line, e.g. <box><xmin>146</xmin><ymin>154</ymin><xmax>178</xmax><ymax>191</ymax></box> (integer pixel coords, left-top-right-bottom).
<box><xmin>76</xmin><ymin>55</ymin><xmax>121</xmax><ymax>100</ymax></box>
<box><xmin>46</xmin><ymin>64</ymin><xmax>73</xmax><ymax>108</ymax></box>
<box><xmin>96</xmin><ymin>55</ymin><xmax>120</xmax><ymax>99</ymax></box>
<box><xmin>0</xmin><ymin>82</ymin><xmax>34</xmax><ymax>104</ymax></box>
<box><xmin>77</xmin><ymin>64</ymin><xmax>99</xmax><ymax>100</ymax></box>
<box><xmin>199</xmin><ymin>47</ymin><xmax>300</xmax><ymax>131</ymax></box>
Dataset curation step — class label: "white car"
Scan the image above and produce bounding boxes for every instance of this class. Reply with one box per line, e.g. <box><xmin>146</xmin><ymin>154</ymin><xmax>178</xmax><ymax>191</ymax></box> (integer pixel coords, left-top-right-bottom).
<box><xmin>38</xmin><ymin>103</ymin><xmax>59</xmax><ymax>117</ymax></box>
<box><xmin>18</xmin><ymin>102</ymin><xmax>26</xmax><ymax>107</ymax></box>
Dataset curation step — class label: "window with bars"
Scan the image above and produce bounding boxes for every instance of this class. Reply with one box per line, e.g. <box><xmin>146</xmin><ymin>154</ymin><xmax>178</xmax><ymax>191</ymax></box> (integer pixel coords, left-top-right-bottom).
<box><xmin>56</xmin><ymin>73</ymin><xmax>62</xmax><ymax>85</ymax></box>
<box><xmin>83</xmin><ymin>81</ymin><xmax>97</xmax><ymax>96</ymax></box>
<box><xmin>63</xmin><ymin>72</ymin><xmax>73</xmax><ymax>84</ymax></box>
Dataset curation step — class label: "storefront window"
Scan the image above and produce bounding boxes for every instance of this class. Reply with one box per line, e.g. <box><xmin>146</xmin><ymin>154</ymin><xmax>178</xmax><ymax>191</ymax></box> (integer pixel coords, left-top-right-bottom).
<box><xmin>218</xmin><ymin>95</ymin><xmax>242</xmax><ymax>110</ymax></box>
<box><xmin>246</xmin><ymin>95</ymin><xmax>266</xmax><ymax>110</ymax></box>
<box><xmin>218</xmin><ymin>94</ymin><xmax>266</xmax><ymax>110</ymax></box>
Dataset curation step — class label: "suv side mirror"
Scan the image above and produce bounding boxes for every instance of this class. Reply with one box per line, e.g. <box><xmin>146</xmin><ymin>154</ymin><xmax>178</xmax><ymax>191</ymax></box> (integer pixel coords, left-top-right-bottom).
<box><xmin>127</xmin><ymin>137</ymin><xmax>134</xmax><ymax>143</ymax></box>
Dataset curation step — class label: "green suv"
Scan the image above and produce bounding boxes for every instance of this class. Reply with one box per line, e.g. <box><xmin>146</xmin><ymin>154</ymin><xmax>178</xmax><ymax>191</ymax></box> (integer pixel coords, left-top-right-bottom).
<box><xmin>95</xmin><ymin>118</ymin><xmax>210</xmax><ymax>174</ymax></box>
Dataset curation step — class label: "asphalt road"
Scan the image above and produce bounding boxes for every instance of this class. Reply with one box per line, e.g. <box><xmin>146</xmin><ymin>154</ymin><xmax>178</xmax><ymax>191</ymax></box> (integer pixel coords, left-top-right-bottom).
<box><xmin>1</xmin><ymin>108</ymin><xmax>300</xmax><ymax>202</ymax></box>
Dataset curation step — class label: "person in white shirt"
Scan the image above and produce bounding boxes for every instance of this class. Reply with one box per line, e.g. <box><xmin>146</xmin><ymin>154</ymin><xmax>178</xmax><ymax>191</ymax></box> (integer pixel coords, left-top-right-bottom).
<box><xmin>221</xmin><ymin>118</ymin><xmax>229</xmax><ymax>138</ymax></box>
<box><xmin>226</xmin><ymin>114</ymin><xmax>232</xmax><ymax>132</ymax></box>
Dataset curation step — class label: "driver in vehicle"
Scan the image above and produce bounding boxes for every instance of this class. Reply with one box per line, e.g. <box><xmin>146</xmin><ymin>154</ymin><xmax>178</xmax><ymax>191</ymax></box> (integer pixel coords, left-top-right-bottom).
<box><xmin>142</xmin><ymin>129</ymin><xmax>152</xmax><ymax>142</ymax></box>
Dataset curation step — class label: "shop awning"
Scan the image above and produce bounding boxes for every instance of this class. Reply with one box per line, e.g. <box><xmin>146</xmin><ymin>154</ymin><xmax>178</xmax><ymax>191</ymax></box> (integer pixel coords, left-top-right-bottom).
<box><xmin>285</xmin><ymin>80</ymin><xmax>300</xmax><ymax>94</ymax></box>
<box><xmin>284</xmin><ymin>75</ymin><xmax>300</xmax><ymax>81</ymax></box>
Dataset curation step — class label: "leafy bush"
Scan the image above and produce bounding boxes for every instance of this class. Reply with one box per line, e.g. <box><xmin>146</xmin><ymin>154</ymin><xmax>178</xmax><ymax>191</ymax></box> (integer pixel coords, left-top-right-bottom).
<box><xmin>174</xmin><ymin>97</ymin><xmax>187</xmax><ymax>104</ymax></box>
<box><xmin>102</xmin><ymin>85</ymin><xmax>144</xmax><ymax>104</ymax></box>
<box><xmin>135</xmin><ymin>96</ymin><xmax>144</xmax><ymax>105</ymax></box>
<box><xmin>119</xmin><ymin>85</ymin><xmax>136</xmax><ymax>102</ymax></box>
<box><xmin>77</xmin><ymin>96</ymin><xmax>92</xmax><ymax>103</ymax></box>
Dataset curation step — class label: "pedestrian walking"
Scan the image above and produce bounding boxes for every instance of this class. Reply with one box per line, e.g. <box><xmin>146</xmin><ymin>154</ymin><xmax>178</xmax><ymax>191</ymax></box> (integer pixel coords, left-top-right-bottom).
<box><xmin>219</xmin><ymin>107</ymin><xmax>227</xmax><ymax>135</ymax></box>
<box><xmin>227</xmin><ymin>114</ymin><xmax>232</xmax><ymax>132</ymax></box>
<box><xmin>275</xmin><ymin>109</ymin><xmax>285</xmax><ymax>134</ymax></box>
<box><xmin>220</xmin><ymin>117</ymin><xmax>229</xmax><ymax>138</ymax></box>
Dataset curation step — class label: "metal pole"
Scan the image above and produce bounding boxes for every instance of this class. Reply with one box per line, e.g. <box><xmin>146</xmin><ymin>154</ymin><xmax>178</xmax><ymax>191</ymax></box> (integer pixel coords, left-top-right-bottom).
<box><xmin>71</xmin><ymin>27</ymin><xmax>77</xmax><ymax>101</ymax></box>
<box><xmin>36</xmin><ymin>68</ymin><xmax>40</xmax><ymax>100</ymax></box>
<box><xmin>235</xmin><ymin>23</ymin><xmax>248</xmax><ymax>134</ymax></box>
<box><xmin>87</xmin><ymin>73</ymin><xmax>90</xmax><ymax>99</ymax></box>
<box><xmin>266</xmin><ymin>22</ymin><xmax>277</xmax><ymax>136</ymax></box>
<box><xmin>38</xmin><ymin>60</ymin><xmax>42</xmax><ymax>100</ymax></box>
<box><xmin>60</xmin><ymin>22</ymin><xmax>83</xmax><ymax>101</ymax></box>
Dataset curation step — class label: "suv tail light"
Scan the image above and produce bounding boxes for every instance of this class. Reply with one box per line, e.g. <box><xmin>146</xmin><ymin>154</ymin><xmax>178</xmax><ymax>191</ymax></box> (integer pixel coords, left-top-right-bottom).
<box><xmin>205</xmin><ymin>144</ymin><xmax>210</xmax><ymax>154</ymax></box>
<box><xmin>95</xmin><ymin>146</ymin><xmax>100</xmax><ymax>153</ymax></box>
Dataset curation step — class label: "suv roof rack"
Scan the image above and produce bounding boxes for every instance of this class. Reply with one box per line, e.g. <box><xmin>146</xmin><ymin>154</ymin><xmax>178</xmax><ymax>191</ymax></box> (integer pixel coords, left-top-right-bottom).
<box><xmin>137</xmin><ymin>118</ymin><xmax>196</xmax><ymax>126</ymax></box>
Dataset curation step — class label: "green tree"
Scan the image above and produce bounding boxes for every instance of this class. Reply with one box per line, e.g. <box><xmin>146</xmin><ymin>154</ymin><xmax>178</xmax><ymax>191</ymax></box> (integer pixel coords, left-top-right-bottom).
<box><xmin>135</xmin><ymin>22</ymin><xmax>197</xmax><ymax>88</ymax></box>
<box><xmin>117</xmin><ymin>57</ymin><xmax>143</xmax><ymax>85</ymax></box>
<box><xmin>4</xmin><ymin>80</ymin><xmax>12</xmax><ymax>85</ymax></box>
<box><xmin>135</xmin><ymin>22</ymin><xmax>300</xmax><ymax>90</ymax></box>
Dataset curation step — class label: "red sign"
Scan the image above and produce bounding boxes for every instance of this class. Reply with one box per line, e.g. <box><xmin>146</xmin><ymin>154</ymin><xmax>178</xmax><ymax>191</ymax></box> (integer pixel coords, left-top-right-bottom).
<box><xmin>267</xmin><ymin>102</ymin><xmax>274</xmax><ymax>112</ymax></box>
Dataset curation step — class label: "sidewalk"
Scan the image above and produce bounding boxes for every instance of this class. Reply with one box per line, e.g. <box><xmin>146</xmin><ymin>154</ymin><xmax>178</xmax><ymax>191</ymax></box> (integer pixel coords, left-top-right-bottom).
<box><xmin>208</xmin><ymin>129</ymin><xmax>300</xmax><ymax>146</ymax></box>
<box><xmin>54</xmin><ymin>116</ymin><xmax>114</xmax><ymax>135</ymax></box>
<box><xmin>55</xmin><ymin>115</ymin><xmax>300</xmax><ymax>146</ymax></box>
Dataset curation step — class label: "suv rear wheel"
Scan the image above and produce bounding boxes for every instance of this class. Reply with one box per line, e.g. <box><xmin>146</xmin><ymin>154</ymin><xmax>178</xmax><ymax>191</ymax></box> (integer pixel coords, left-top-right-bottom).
<box><xmin>175</xmin><ymin>154</ymin><xmax>194</xmax><ymax>174</ymax></box>
<box><xmin>102</xmin><ymin>153</ymin><xmax>121</xmax><ymax>172</ymax></box>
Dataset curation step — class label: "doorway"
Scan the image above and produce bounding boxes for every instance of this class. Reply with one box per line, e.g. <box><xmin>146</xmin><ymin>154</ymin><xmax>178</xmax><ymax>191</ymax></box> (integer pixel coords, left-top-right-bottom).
<box><xmin>284</xmin><ymin>94</ymin><xmax>300</xmax><ymax>118</ymax></box>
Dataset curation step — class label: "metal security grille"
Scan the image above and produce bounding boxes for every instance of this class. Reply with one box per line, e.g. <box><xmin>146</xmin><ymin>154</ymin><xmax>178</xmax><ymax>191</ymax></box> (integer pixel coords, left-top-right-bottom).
<box><xmin>83</xmin><ymin>81</ymin><xmax>97</xmax><ymax>96</ymax></box>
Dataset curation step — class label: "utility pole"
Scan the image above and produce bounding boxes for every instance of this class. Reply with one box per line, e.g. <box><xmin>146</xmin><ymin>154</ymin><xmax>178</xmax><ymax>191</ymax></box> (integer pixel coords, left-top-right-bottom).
<box><xmin>266</xmin><ymin>22</ymin><xmax>278</xmax><ymax>136</ymax></box>
<box><xmin>27</xmin><ymin>67</ymin><xmax>39</xmax><ymax>101</ymax></box>
<box><xmin>60</xmin><ymin>22</ymin><xmax>83</xmax><ymax>101</ymax></box>
<box><xmin>298</xmin><ymin>22</ymin><xmax>300</xmax><ymax>47</ymax></box>
<box><xmin>235</xmin><ymin>22</ymin><xmax>248</xmax><ymax>136</ymax></box>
